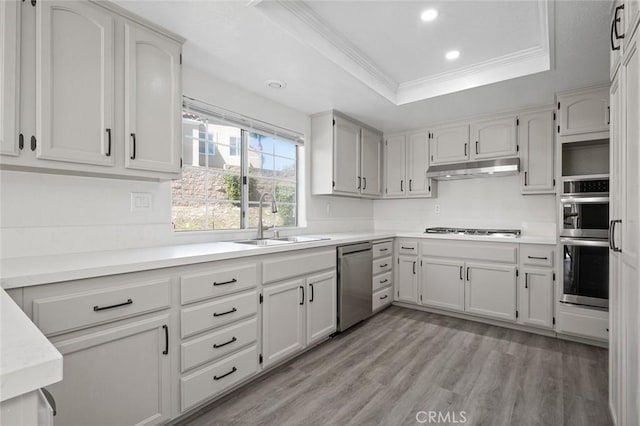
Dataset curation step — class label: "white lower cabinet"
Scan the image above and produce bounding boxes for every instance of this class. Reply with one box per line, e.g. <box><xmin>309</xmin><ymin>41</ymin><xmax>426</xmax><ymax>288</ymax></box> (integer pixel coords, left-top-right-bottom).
<box><xmin>519</xmin><ymin>269</ymin><xmax>554</xmax><ymax>328</ymax></box>
<box><xmin>420</xmin><ymin>258</ymin><xmax>465</xmax><ymax>312</ymax></box>
<box><xmin>262</xmin><ymin>269</ymin><xmax>336</xmax><ymax>368</ymax></box>
<box><xmin>464</xmin><ymin>263</ymin><xmax>517</xmax><ymax>322</ymax></box>
<box><xmin>396</xmin><ymin>255</ymin><xmax>418</xmax><ymax>303</ymax></box>
<box><xmin>47</xmin><ymin>315</ymin><xmax>171</xmax><ymax>426</ymax></box>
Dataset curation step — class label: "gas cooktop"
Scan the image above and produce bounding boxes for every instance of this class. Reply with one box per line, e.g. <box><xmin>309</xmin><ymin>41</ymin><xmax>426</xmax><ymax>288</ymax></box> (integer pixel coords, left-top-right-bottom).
<box><xmin>424</xmin><ymin>227</ymin><xmax>522</xmax><ymax>237</ymax></box>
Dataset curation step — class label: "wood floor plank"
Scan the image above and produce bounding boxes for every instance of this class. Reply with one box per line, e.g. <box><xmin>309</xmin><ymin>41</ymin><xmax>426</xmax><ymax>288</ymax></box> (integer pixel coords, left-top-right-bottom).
<box><xmin>180</xmin><ymin>306</ymin><xmax>611</xmax><ymax>426</ymax></box>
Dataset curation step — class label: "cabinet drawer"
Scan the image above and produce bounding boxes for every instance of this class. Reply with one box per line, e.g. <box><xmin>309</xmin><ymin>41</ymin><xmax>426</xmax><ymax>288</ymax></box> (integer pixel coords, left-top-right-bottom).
<box><xmin>520</xmin><ymin>245</ymin><xmax>554</xmax><ymax>268</ymax></box>
<box><xmin>373</xmin><ymin>241</ymin><xmax>393</xmax><ymax>259</ymax></box>
<box><xmin>181</xmin><ymin>318</ymin><xmax>257</xmax><ymax>372</ymax></box>
<box><xmin>398</xmin><ymin>240</ymin><xmax>418</xmax><ymax>255</ymax></box>
<box><xmin>262</xmin><ymin>250</ymin><xmax>335</xmax><ymax>284</ymax></box>
<box><xmin>372</xmin><ymin>272</ymin><xmax>392</xmax><ymax>292</ymax></box>
<box><xmin>373</xmin><ymin>256</ymin><xmax>393</xmax><ymax>275</ymax></box>
<box><xmin>373</xmin><ymin>287</ymin><xmax>393</xmax><ymax>311</ymax></box>
<box><xmin>181</xmin><ymin>263</ymin><xmax>258</xmax><ymax>305</ymax></box>
<box><xmin>181</xmin><ymin>291</ymin><xmax>257</xmax><ymax>338</ymax></box>
<box><xmin>33</xmin><ymin>279</ymin><xmax>170</xmax><ymax>336</ymax></box>
<box><xmin>181</xmin><ymin>345</ymin><xmax>258</xmax><ymax>412</ymax></box>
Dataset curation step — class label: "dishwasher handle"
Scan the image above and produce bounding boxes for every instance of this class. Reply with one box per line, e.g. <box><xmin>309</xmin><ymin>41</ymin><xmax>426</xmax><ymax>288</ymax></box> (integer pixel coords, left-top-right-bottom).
<box><xmin>338</xmin><ymin>242</ymin><xmax>373</xmax><ymax>256</ymax></box>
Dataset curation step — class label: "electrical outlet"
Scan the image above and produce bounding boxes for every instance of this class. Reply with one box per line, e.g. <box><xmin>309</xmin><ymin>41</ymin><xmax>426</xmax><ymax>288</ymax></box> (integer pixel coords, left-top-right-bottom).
<box><xmin>131</xmin><ymin>192</ymin><xmax>152</xmax><ymax>212</ymax></box>
<box><xmin>435</xmin><ymin>204</ymin><xmax>441</xmax><ymax>214</ymax></box>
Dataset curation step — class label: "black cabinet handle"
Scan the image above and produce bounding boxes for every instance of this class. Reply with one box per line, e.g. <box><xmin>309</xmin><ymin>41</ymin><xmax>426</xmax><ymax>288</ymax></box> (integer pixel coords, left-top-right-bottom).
<box><xmin>380</xmin><ymin>279</ymin><xmax>389</xmax><ymax>284</ymax></box>
<box><xmin>611</xmin><ymin>17</ymin><xmax>620</xmax><ymax>50</ymax></box>
<box><xmin>380</xmin><ymin>263</ymin><xmax>388</xmax><ymax>268</ymax></box>
<box><xmin>93</xmin><ymin>298</ymin><xmax>133</xmax><ymax>312</ymax></box>
<box><xmin>363</xmin><ymin>177</ymin><xmax>367</xmax><ymax>190</ymax></box>
<box><xmin>412</xmin><ymin>261</ymin><xmax>416</xmax><ymax>274</ymax></box>
<box><xmin>18</xmin><ymin>133</ymin><xmax>24</xmax><ymax>150</ymax></box>
<box><xmin>357</xmin><ymin>176</ymin><xmax>361</xmax><ymax>190</ymax></box>
<box><xmin>400</xmin><ymin>180</ymin><xmax>403</xmax><ymax>192</ymax></box>
<box><xmin>379</xmin><ymin>248</ymin><xmax>388</xmax><ymax>252</ymax></box>
<box><xmin>30</xmin><ymin>135</ymin><xmax>36</xmax><ymax>151</ymax></box>
<box><xmin>614</xmin><ymin>4</ymin><xmax>625</xmax><ymax>39</ymax></box>
<box><xmin>466</xmin><ymin>267</ymin><xmax>470</xmax><ymax>281</ymax></box>
<box><xmin>130</xmin><ymin>133</ymin><xmax>136</xmax><ymax>159</ymax></box>
<box><xmin>527</xmin><ymin>255</ymin><xmax>548</xmax><ymax>260</ymax></box>
<box><xmin>213</xmin><ymin>307</ymin><xmax>237</xmax><ymax>317</ymax></box>
<box><xmin>213</xmin><ymin>336</ymin><xmax>237</xmax><ymax>349</ymax></box>
<box><xmin>409</xmin><ymin>179</ymin><xmax>413</xmax><ymax>191</ymax></box>
<box><xmin>299</xmin><ymin>286</ymin><xmax>304</xmax><ymax>305</ymax></box>
<box><xmin>213</xmin><ymin>366</ymin><xmax>237</xmax><ymax>381</ymax></box>
<box><xmin>106</xmin><ymin>129</ymin><xmax>111</xmax><ymax>156</ymax></box>
<box><xmin>380</xmin><ymin>295</ymin><xmax>388</xmax><ymax>300</ymax></box>
<box><xmin>524</xmin><ymin>171</ymin><xmax>528</xmax><ymax>186</ymax></box>
<box><xmin>459</xmin><ymin>266</ymin><xmax>463</xmax><ymax>280</ymax></box>
<box><xmin>162</xmin><ymin>325</ymin><xmax>168</xmax><ymax>355</ymax></box>
<box><xmin>525</xmin><ymin>273</ymin><xmax>529</xmax><ymax>289</ymax></box>
<box><xmin>401</xmin><ymin>246</ymin><xmax>413</xmax><ymax>250</ymax></box>
<box><xmin>464</xmin><ymin>142</ymin><xmax>467</xmax><ymax>156</ymax></box>
<box><xmin>213</xmin><ymin>278</ymin><xmax>237</xmax><ymax>286</ymax></box>
<box><xmin>309</xmin><ymin>283</ymin><xmax>314</xmax><ymax>302</ymax></box>
<box><xmin>41</xmin><ymin>388</ymin><xmax>56</xmax><ymax>416</ymax></box>
<box><xmin>475</xmin><ymin>141</ymin><xmax>479</xmax><ymax>155</ymax></box>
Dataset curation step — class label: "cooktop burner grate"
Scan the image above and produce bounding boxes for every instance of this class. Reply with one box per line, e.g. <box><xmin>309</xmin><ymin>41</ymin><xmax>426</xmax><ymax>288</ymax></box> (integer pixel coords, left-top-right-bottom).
<box><xmin>424</xmin><ymin>227</ymin><xmax>521</xmax><ymax>237</ymax></box>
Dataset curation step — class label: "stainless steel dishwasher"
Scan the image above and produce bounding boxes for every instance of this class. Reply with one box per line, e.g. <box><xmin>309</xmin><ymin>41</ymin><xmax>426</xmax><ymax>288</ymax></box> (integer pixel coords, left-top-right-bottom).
<box><xmin>337</xmin><ymin>242</ymin><xmax>373</xmax><ymax>331</ymax></box>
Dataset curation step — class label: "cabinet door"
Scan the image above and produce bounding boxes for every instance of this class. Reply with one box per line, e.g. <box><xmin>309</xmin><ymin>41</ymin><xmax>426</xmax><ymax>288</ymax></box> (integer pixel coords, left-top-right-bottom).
<box><xmin>396</xmin><ymin>255</ymin><xmax>418</xmax><ymax>303</ymax></box>
<box><xmin>384</xmin><ymin>135</ymin><xmax>406</xmax><ymax>196</ymax></box>
<box><xmin>124</xmin><ymin>22</ymin><xmax>181</xmax><ymax>174</ymax></box>
<box><xmin>625</xmin><ymin>0</ymin><xmax>639</xmax><ymax>42</ymax></box>
<box><xmin>306</xmin><ymin>271</ymin><xmax>337</xmax><ymax>345</ymax></box>
<box><xmin>520</xmin><ymin>110</ymin><xmax>554</xmax><ymax>193</ymax></box>
<box><xmin>420</xmin><ymin>258</ymin><xmax>464</xmax><ymax>311</ymax></box>
<box><xmin>262</xmin><ymin>279</ymin><xmax>305</xmax><ymax>368</ymax></box>
<box><xmin>470</xmin><ymin>116</ymin><xmax>518</xmax><ymax>159</ymax></box>
<box><xmin>465</xmin><ymin>262</ymin><xmax>517</xmax><ymax>321</ymax></box>
<box><xmin>332</xmin><ymin>116</ymin><xmax>360</xmax><ymax>194</ymax></box>
<box><xmin>620</xmin><ymin>33</ymin><xmax>640</xmax><ymax>426</ymax></box>
<box><xmin>430</xmin><ymin>124</ymin><xmax>469</xmax><ymax>165</ymax></box>
<box><xmin>360</xmin><ymin>127</ymin><xmax>381</xmax><ymax>196</ymax></box>
<box><xmin>520</xmin><ymin>269</ymin><xmax>554</xmax><ymax>328</ymax></box>
<box><xmin>36</xmin><ymin>0</ymin><xmax>115</xmax><ymax>166</ymax></box>
<box><xmin>47</xmin><ymin>315</ymin><xmax>171</xmax><ymax>426</ymax></box>
<box><xmin>558</xmin><ymin>87</ymin><xmax>610</xmax><ymax>136</ymax></box>
<box><xmin>406</xmin><ymin>132</ymin><xmax>432</xmax><ymax>196</ymax></box>
<box><xmin>0</xmin><ymin>0</ymin><xmax>20</xmax><ymax>156</ymax></box>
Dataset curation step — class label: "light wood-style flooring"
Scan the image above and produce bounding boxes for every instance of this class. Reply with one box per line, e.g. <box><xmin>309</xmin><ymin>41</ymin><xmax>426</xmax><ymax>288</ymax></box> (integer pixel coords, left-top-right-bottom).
<box><xmin>181</xmin><ymin>306</ymin><xmax>611</xmax><ymax>426</ymax></box>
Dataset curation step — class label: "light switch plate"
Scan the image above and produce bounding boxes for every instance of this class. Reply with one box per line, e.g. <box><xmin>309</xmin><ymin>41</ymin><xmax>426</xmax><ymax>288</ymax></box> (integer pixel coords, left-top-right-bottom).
<box><xmin>131</xmin><ymin>192</ymin><xmax>152</xmax><ymax>212</ymax></box>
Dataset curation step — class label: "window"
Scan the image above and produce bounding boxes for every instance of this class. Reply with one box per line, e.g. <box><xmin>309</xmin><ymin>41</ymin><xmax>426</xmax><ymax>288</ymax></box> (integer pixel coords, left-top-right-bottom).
<box><xmin>172</xmin><ymin>102</ymin><xmax>301</xmax><ymax>231</ymax></box>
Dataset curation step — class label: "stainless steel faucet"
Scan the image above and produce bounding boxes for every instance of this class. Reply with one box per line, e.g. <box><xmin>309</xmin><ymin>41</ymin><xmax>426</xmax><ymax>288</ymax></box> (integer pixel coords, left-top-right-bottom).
<box><xmin>257</xmin><ymin>192</ymin><xmax>278</xmax><ymax>240</ymax></box>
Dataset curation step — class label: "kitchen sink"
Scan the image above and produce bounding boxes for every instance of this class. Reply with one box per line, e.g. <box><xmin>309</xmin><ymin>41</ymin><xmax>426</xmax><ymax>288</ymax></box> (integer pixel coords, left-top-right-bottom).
<box><xmin>233</xmin><ymin>236</ymin><xmax>328</xmax><ymax>246</ymax></box>
<box><xmin>271</xmin><ymin>236</ymin><xmax>327</xmax><ymax>243</ymax></box>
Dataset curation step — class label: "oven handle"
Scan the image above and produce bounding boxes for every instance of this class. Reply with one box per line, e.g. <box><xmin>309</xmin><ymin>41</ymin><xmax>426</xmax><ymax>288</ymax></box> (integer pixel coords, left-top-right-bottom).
<box><xmin>560</xmin><ymin>238</ymin><xmax>610</xmax><ymax>247</ymax></box>
<box><xmin>560</xmin><ymin>196</ymin><xmax>610</xmax><ymax>204</ymax></box>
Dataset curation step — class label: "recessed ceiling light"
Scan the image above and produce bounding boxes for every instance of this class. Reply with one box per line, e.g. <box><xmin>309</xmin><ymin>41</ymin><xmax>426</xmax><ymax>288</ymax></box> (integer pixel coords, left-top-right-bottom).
<box><xmin>265</xmin><ymin>80</ymin><xmax>286</xmax><ymax>89</ymax></box>
<box><xmin>445</xmin><ymin>50</ymin><xmax>460</xmax><ymax>60</ymax></box>
<box><xmin>420</xmin><ymin>9</ymin><xmax>438</xmax><ymax>22</ymax></box>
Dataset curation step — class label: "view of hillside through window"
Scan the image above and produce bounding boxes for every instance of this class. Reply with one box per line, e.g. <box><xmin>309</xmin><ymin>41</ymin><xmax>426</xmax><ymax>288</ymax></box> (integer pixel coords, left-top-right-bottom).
<box><xmin>172</xmin><ymin>110</ymin><xmax>298</xmax><ymax>231</ymax></box>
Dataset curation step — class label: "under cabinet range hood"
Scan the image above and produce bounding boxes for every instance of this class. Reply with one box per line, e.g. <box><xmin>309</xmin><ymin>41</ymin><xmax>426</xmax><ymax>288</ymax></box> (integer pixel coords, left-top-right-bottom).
<box><xmin>426</xmin><ymin>157</ymin><xmax>520</xmax><ymax>180</ymax></box>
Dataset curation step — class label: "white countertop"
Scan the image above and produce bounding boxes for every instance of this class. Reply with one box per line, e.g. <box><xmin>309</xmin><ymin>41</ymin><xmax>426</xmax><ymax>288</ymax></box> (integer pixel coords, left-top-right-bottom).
<box><xmin>0</xmin><ymin>231</ymin><xmax>556</xmax><ymax>289</ymax></box>
<box><xmin>0</xmin><ymin>288</ymin><xmax>63</xmax><ymax>402</ymax></box>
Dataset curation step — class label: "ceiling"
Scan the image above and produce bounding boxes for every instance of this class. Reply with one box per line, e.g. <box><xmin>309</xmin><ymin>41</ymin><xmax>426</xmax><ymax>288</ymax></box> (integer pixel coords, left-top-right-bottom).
<box><xmin>114</xmin><ymin>0</ymin><xmax>610</xmax><ymax>133</ymax></box>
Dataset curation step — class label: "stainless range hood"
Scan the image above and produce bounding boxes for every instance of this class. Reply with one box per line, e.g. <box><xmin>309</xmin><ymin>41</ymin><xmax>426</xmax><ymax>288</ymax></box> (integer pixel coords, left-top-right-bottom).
<box><xmin>426</xmin><ymin>157</ymin><xmax>520</xmax><ymax>180</ymax></box>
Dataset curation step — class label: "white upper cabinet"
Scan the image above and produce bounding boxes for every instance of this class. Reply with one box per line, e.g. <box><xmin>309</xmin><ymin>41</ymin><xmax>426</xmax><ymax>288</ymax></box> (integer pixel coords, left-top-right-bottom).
<box><xmin>519</xmin><ymin>110</ymin><xmax>555</xmax><ymax>194</ymax></box>
<box><xmin>360</xmin><ymin>127</ymin><xmax>381</xmax><ymax>196</ymax></box>
<box><xmin>36</xmin><ymin>1</ymin><xmax>115</xmax><ymax>166</ymax></box>
<box><xmin>331</xmin><ymin>115</ymin><xmax>360</xmax><ymax>194</ymax></box>
<box><xmin>124</xmin><ymin>23</ymin><xmax>181</xmax><ymax>174</ymax></box>
<box><xmin>470</xmin><ymin>116</ymin><xmax>518</xmax><ymax>159</ymax></box>
<box><xmin>557</xmin><ymin>86</ymin><xmax>610</xmax><ymax>137</ymax></box>
<box><xmin>0</xmin><ymin>0</ymin><xmax>20</xmax><ymax>156</ymax></box>
<box><xmin>406</xmin><ymin>132</ymin><xmax>431</xmax><ymax>195</ymax></box>
<box><xmin>626</xmin><ymin>0</ymin><xmax>640</xmax><ymax>42</ymax></box>
<box><xmin>429</xmin><ymin>124</ymin><xmax>469</xmax><ymax>165</ymax></box>
<box><xmin>384</xmin><ymin>135</ymin><xmax>406</xmax><ymax>197</ymax></box>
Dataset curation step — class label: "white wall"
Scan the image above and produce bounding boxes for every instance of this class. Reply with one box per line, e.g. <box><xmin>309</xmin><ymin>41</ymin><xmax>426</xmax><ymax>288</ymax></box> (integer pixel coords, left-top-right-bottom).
<box><xmin>373</xmin><ymin>176</ymin><xmax>556</xmax><ymax>236</ymax></box>
<box><xmin>0</xmin><ymin>66</ymin><xmax>373</xmax><ymax>259</ymax></box>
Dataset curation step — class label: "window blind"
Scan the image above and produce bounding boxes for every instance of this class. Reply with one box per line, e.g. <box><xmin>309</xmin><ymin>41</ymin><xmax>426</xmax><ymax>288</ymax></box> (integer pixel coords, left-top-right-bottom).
<box><xmin>183</xmin><ymin>96</ymin><xmax>304</xmax><ymax>145</ymax></box>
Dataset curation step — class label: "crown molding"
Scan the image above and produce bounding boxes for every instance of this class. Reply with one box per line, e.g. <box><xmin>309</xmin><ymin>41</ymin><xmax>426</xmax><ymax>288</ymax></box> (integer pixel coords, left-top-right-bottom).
<box><xmin>254</xmin><ymin>0</ymin><xmax>552</xmax><ymax>106</ymax></box>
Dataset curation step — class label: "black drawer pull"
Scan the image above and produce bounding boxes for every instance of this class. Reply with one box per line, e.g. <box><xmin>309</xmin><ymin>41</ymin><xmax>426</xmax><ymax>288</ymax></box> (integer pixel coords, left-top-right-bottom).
<box><xmin>380</xmin><ymin>295</ymin><xmax>388</xmax><ymax>300</ymax></box>
<box><xmin>213</xmin><ymin>307</ymin><xmax>237</xmax><ymax>317</ymax></box>
<box><xmin>401</xmin><ymin>246</ymin><xmax>413</xmax><ymax>250</ymax></box>
<box><xmin>213</xmin><ymin>336</ymin><xmax>237</xmax><ymax>349</ymax></box>
<box><xmin>93</xmin><ymin>299</ymin><xmax>133</xmax><ymax>312</ymax></box>
<box><xmin>106</xmin><ymin>128</ymin><xmax>111</xmax><ymax>156</ymax></box>
<box><xmin>213</xmin><ymin>366</ymin><xmax>237</xmax><ymax>381</ymax></box>
<box><xmin>380</xmin><ymin>279</ymin><xmax>389</xmax><ymax>284</ymax></box>
<box><xmin>379</xmin><ymin>263</ymin><xmax>388</xmax><ymax>268</ymax></box>
<box><xmin>527</xmin><ymin>255</ymin><xmax>548</xmax><ymax>260</ymax></box>
<box><xmin>379</xmin><ymin>248</ymin><xmax>388</xmax><ymax>252</ymax></box>
<box><xmin>213</xmin><ymin>278</ymin><xmax>237</xmax><ymax>286</ymax></box>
